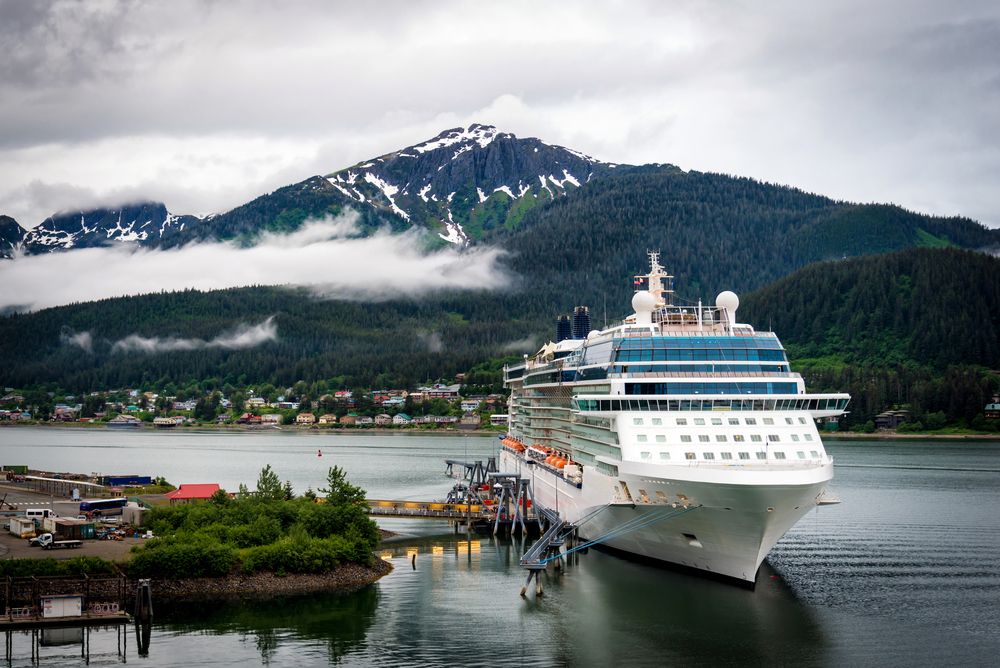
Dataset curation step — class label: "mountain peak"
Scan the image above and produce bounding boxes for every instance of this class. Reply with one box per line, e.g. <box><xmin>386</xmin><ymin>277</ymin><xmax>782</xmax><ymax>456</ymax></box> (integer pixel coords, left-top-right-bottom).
<box><xmin>326</xmin><ymin>124</ymin><xmax>618</xmax><ymax>244</ymax></box>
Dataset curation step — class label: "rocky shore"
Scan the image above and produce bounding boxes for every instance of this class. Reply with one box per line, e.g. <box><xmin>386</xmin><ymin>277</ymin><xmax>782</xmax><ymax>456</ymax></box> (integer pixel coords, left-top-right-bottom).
<box><xmin>148</xmin><ymin>558</ymin><xmax>393</xmax><ymax>601</ymax></box>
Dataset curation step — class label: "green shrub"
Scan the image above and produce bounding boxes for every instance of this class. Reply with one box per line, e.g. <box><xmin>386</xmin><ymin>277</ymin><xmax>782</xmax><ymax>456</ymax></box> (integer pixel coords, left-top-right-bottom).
<box><xmin>129</xmin><ymin>543</ymin><xmax>237</xmax><ymax>579</ymax></box>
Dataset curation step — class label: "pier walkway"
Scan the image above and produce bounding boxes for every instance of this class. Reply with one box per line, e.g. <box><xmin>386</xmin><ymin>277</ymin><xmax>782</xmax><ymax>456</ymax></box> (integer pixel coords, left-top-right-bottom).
<box><xmin>365</xmin><ymin>499</ymin><xmax>493</xmax><ymax>520</ymax></box>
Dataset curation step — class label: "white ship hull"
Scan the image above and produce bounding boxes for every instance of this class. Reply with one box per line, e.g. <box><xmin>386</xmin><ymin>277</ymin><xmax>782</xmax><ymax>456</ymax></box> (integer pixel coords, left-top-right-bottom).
<box><xmin>500</xmin><ymin>449</ymin><xmax>832</xmax><ymax>584</ymax></box>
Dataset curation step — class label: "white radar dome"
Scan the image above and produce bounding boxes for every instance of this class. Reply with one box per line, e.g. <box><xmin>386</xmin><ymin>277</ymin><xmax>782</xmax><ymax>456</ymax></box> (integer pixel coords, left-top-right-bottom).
<box><xmin>632</xmin><ymin>290</ymin><xmax>656</xmax><ymax>313</ymax></box>
<box><xmin>632</xmin><ymin>290</ymin><xmax>656</xmax><ymax>325</ymax></box>
<box><xmin>716</xmin><ymin>291</ymin><xmax>739</xmax><ymax>312</ymax></box>
<box><xmin>716</xmin><ymin>290</ymin><xmax>739</xmax><ymax>327</ymax></box>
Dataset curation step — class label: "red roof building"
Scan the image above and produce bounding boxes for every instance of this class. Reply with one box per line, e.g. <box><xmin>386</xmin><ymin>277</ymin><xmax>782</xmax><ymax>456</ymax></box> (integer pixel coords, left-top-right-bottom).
<box><xmin>165</xmin><ymin>483</ymin><xmax>221</xmax><ymax>504</ymax></box>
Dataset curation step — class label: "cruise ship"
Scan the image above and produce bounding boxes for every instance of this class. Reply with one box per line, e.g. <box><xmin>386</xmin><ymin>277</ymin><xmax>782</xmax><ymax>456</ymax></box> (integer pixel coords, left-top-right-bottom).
<box><xmin>500</xmin><ymin>253</ymin><xmax>849</xmax><ymax>584</ymax></box>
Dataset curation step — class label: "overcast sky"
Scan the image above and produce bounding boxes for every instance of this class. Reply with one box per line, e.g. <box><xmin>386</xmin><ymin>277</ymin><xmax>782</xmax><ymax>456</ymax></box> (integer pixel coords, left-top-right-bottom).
<box><xmin>1</xmin><ymin>0</ymin><xmax>998</xmax><ymax>229</ymax></box>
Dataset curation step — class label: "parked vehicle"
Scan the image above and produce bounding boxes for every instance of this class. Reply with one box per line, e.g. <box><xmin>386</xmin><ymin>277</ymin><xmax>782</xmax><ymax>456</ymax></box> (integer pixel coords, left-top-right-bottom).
<box><xmin>27</xmin><ymin>533</ymin><xmax>82</xmax><ymax>550</ymax></box>
<box><xmin>24</xmin><ymin>508</ymin><xmax>56</xmax><ymax>522</ymax></box>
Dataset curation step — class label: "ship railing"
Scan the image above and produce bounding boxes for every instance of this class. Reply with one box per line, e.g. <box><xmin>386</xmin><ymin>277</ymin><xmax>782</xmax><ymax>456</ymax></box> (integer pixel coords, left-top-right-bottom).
<box><xmin>619</xmin><ymin>329</ymin><xmax>775</xmax><ymax>339</ymax></box>
<box><xmin>608</xmin><ymin>371</ymin><xmax>799</xmax><ymax>379</ymax></box>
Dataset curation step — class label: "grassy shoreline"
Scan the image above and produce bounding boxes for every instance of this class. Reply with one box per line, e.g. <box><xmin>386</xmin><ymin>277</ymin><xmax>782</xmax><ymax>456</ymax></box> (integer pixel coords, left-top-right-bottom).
<box><xmin>0</xmin><ymin>422</ymin><xmax>503</xmax><ymax>437</ymax></box>
<box><xmin>824</xmin><ymin>431</ymin><xmax>999</xmax><ymax>441</ymax></box>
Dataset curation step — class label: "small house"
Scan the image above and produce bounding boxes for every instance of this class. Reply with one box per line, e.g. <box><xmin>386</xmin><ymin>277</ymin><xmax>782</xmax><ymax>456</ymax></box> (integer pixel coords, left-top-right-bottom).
<box><xmin>318</xmin><ymin>414</ymin><xmax>338</xmax><ymax>425</ymax></box>
<box><xmin>165</xmin><ymin>483</ymin><xmax>221</xmax><ymax>505</ymax></box>
<box><xmin>296</xmin><ymin>412</ymin><xmax>316</xmax><ymax>425</ymax></box>
<box><xmin>392</xmin><ymin>413</ymin><xmax>411</xmax><ymax>425</ymax></box>
<box><xmin>374</xmin><ymin>413</ymin><xmax>392</xmax><ymax>426</ymax></box>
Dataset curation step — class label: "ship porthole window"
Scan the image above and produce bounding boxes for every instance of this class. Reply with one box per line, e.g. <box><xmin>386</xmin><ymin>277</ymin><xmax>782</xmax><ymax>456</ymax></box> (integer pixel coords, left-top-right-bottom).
<box><xmin>738</xmin><ymin>452</ymin><xmax>750</xmax><ymax>460</ymax></box>
<box><xmin>694</xmin><ymin>418</ymin><xmax>706</xmax><ymax>425</ymax></box>
<box><xmin>721</xmin><ymin>452</ymin><xmax>733</xmax><ymax>460</ymax></box>
<box><xmin>797</xmin><ymin>451</ymin><xmax>806</xmax><ymax>459</ymax></box>
<box><xmin>703</xmin><ymin>452</ymin><xmax>715</xmax><ymax>460</ymax></box>
<box><xmin>685</xmin><ymin>452</ymin><xmax>696</xmax><ymax>460</ymax></box>
<box><xmin>774</xmin><ymin>451</ymin><xmax>786</xmax><ymax>459</ymax></box>
<box><xmin>641</xmin><ymin>451</ymin><xmax>651</xmax><ymax>460</ymax></box>
<box><xmin>655</xmin><ymin>435</ymin><xmax>666</xmax><ymax>443</ymax></box>
<box><xmin>810</xmin><ymin>450</ymin><xmax>820</xmax><ymax>458</ymax></box>
<box><xmin>633</xmin><ymin>418</ymin><xmax>644</xmax><ymax>425</ymax></box>
<box><xmin>676</xmin><ymin>418</ymin><xmax>687</xmax><ymax>426</ymax></box>
<box><xmin>652</xmin><ymin>418</ymin><xmax>663</xmax><ymax>426</ymax></box>
<box><xmin>659</xmin><ymin>452</ymin><xmax>670</xmax><ymax>460</ymax></box>
<box><xmin>680</xmin><ymin>435</ymin><xmax>692</xmax><ymax>443</ymax></box>
<box><xmin>637</xmin><ymin>434</ymin><xmax>648</xmax><ymax>442</ymax></box>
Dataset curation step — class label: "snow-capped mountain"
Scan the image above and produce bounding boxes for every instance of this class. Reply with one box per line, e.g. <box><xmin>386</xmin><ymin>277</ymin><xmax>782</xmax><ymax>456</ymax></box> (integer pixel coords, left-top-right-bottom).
<box><xmin>20</xmin><ymin>203</ymin><xmax>203</xmax><ymax>254</ymax></box>
<box><xmin>3</xmin><ymin>124</ymin><xmax>621</xmax><ymax>255</ymax></box>
<box><xmin>325</xmin><ymin>124</ymin><xmax>617</xmax><ymax>243</ymax></box>
<box><xmin>0</xmin><ymin>216</ymin><xmax>23</xmax><ymax>258</ymax></box>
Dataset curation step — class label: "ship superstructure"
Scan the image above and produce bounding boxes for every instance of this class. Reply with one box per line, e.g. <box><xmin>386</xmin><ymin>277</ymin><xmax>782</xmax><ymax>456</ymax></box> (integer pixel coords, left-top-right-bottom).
<box><xmin>501</xmin><ymin>252</ymin><xmax>849</xmax><ymax>583</ymax></box>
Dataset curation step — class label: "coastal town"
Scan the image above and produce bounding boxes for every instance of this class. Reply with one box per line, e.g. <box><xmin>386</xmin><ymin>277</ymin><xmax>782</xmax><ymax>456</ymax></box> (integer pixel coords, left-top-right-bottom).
<box><xmin>0</xmin><ymin>381</ymin><xmax>510</xmax><ymax>431</ymax></box>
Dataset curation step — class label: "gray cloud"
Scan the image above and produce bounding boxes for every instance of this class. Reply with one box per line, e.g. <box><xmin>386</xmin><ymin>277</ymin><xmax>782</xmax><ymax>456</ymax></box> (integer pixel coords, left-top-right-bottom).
<box><xmin>110</xmin><ymin>317</ymin><xmax>278</xmax><ymax>354</ymax></box>
<box><xmin>60</xmin><ymin>329</ymin><xmax>93</xmax><ymax>352</ymax></box>
<box><xmin>500</xmin><ymin>336</ymin><xmax>538</xmax><ymax>353</ymax></box>
<box><xmin>0</xmin><ymin>212</ymin><xmax>513</xmax><ymax>312</ymax></box>
<box><xmin>0</xmin><ymin>1</ymin><xmax>998</xmax><ymax>228</ymax></box>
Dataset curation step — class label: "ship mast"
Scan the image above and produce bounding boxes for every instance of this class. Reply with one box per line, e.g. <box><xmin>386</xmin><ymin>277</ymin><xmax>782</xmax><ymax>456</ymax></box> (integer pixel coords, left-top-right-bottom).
<box><xmin>635</xmin><ymin>251</ymin><xmax>674</xmax><ymax>307</ymax></box>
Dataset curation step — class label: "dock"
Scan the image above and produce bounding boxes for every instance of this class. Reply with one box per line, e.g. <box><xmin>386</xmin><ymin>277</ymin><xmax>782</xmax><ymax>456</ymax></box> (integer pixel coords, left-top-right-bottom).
<box><xmin>363</xmin><ymin>456</ymin><xmax>542</xmax><ymax>535</ymax></box>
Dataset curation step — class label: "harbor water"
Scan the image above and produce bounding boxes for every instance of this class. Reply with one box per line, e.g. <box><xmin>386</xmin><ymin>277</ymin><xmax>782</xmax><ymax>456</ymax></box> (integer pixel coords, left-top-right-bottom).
<box><xmin>0</xmin><ymin>428</ymin><xmax>998</xmax><ymax>666</ymax></box>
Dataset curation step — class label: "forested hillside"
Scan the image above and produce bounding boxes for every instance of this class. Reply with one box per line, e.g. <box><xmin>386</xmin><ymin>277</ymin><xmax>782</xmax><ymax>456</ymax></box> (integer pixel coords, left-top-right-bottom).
<box><xmin>0</xmin><ymin>287</ymin><xmax>538</xmax><ymax>391</ymax></box>
<box><xmin>501</xmin><ymin>166</ymin><xmax>1000</xmax><ymax>309</ymax></box>
<box><xmin>742</xmin><ymin>248</ymin><xmax>1000</xmax><ymax>428</ymax></box>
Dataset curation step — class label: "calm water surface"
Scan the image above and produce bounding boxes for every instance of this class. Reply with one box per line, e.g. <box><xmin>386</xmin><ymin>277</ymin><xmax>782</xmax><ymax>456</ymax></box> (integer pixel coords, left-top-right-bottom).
<box><xmin>0</xmin><ymin>428</ymin><xmax>998</xmax><ymax>667</ymax></box>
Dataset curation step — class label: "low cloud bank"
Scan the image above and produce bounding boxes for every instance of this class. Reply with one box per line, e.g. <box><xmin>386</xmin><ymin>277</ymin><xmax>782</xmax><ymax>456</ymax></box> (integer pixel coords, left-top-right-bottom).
<box><xmin>110</xmin><ymin>317</ymin><xmax>277</xmax><ymax>354</ymax></box>
<box><xmin>57</xmin><ymin>319</ymin><xmax>277</xmax><ymax>355</ymax></box>
<box><xmin>0</xmin><ymin>212</ymin><xmax>512</xmax><ymax>312</ymax></box>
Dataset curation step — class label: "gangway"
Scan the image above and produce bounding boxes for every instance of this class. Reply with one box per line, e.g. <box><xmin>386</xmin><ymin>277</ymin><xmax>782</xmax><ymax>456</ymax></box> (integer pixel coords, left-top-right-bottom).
<box><xmin>518</xmin><ymin>505</ymin><xmax>575</xmax><ymax>597</ymax></box>
<box><xmin>365</xmin><ymin>499</ymin><xmax>493</xmax><ymax>520</ymax></box>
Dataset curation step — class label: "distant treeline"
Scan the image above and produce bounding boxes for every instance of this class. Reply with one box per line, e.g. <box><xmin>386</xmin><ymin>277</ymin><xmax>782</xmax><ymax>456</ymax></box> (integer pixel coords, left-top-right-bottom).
<box><xmin>742</xmin><ymin>248</ymin><xmax>1000</xmax><ymax>429</ymax></box>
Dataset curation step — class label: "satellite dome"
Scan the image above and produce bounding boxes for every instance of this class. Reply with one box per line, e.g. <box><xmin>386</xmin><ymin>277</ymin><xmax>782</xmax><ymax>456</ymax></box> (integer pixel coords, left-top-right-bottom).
<box><xmin>716</xmin><ymin>291</ymin><xmax>739</xmax><ymax>312</ymax></box>
<box><xmin>632</xmin><ymin>290</ymin><xmax>656</xmax><ymax>314</ymax></box>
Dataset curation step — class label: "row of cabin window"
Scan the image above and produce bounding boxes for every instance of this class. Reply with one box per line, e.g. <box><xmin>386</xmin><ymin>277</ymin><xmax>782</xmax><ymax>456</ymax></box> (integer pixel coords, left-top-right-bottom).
<box><xmin>638</xmin><ymin>450</ymin><xmax>822</xmax><ymax>461</ymax></box>
<box><xmin>632</xmin><ymin>416</ymin><xmax>809</xmax><ymax>427</ymax></box>
<box><xmin>636</xmin><ymin>433</ymin><xmax>815</xmax><ymax>443</ymax></box>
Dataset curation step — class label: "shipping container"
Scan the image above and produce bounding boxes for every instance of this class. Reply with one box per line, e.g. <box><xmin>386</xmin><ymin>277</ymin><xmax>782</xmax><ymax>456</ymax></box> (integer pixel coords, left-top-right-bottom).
<box><xmin>101</xmin><ymin>475</ymin><xmax>152</xmax><ymax>486</ymax></box>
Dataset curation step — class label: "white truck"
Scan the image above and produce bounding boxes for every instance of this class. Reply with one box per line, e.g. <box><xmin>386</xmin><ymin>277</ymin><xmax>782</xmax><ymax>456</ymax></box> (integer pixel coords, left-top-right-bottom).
<box><xmin>28</xmin><ymin>533</ymin><xmax>82</xmax><ymax>550</ymax></box>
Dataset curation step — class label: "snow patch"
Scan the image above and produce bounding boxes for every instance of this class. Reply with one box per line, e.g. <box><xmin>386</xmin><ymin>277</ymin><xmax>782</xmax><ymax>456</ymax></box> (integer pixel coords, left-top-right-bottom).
<box><xmin>493</xmin><ymin>186</ymin><xmax>515</xmax><ymax>199</ymax></box>
<box><xmin>412</xmin><ymin>124</ymin><xmax>499</xmax><ymax>154</ymax></box>
<box><xmin>418</xmin><ymin>184</ymin><xmax>432</xmax><ymax>202</ymax></box>
<box><xmin>363</xmin><ymin>172</ymin><xmax>410</xmax><ymax>221</ymax></box>
<box><xmin>437</xmin><ymin>208</ymin><xmax>468</xmax><ymax>245</ymax></box>
<box><xmin>517</xmin><ymin>182</ymin><xmax>531</xmax><ymax>198</ymax></box>
<box><xmin>477</xmin><ymin>188</ymin><xmax>487</xmax><ymax>203</ymax></box>
<box><xmin>327</xmin><ymin>180</ymin><xmax>352</xmax><ymax>198</ymax></box>
<box><xmin>447</xmin><ymin>191</ymin><xmax>455</xmax><ymax>203</ymax></box>
<box><xmin>538</xmin><ymin>175</ymin><xmax>554</xmax><ymax>199</ymax></box>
